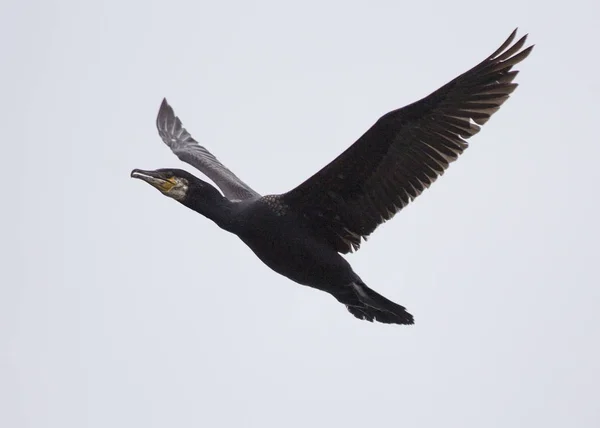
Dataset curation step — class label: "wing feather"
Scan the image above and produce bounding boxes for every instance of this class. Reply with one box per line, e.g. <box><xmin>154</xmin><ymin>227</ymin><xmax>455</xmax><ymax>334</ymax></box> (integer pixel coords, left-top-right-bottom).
<box><xmin>156</xmin><ymin>99</ymin><xmax>260</xmax><ymax>200</ymax></box>
<box><xmin>281</xmin><ymin>30</ymin><xmax>533</xmax><ymax>253</ymax></box>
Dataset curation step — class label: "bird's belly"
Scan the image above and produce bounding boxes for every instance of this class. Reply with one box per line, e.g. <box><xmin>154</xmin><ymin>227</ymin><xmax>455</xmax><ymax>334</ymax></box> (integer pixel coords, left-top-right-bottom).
<box><xmin>238</xmin><ymin>234</ymin><xmax>353</xmax><ymax>289</ymax></box>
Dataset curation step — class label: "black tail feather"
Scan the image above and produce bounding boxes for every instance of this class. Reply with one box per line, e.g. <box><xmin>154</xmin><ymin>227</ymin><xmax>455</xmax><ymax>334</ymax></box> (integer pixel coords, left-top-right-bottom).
<box><xmin>334</xmin><ymin>281</ymin><xmax>414</xmax><ymax>325</ymax></box>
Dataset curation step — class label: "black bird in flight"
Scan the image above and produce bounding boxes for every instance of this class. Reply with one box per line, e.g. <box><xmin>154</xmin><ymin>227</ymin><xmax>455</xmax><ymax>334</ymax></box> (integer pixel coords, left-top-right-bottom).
<box><xmin>132</xmin><ymin>29</ymin><xmax>533</xmax><ymax>325</ymax></box>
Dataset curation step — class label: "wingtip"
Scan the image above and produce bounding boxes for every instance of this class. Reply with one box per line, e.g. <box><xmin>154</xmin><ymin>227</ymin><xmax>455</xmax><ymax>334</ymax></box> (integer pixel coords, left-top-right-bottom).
<box><xmin>159</xmin><ymin>97</ymin><xmax>169</xmax><ymax>110</ymax></box>
<box><xmin>157</xmin><ymin>97</ymin><xmax>175</xmax><ymax>125</ymax></box>
<box><xmin>519</xmin><ymin>44</ymin><xmax>535</xmax><ymax>61</ymax></box>
<box><xmin>157</xmin><ymin>97</ymin><xmax>172</xmax><ymax>134</ymax></box>
<box><xmin>511</xmin><ymin>29</ymin><xmax>533</xmax><ymax>50</ymax></box>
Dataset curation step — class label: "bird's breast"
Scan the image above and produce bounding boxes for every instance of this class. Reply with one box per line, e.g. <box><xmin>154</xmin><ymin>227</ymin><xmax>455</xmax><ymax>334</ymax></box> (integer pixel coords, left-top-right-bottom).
<box><xmin>236</xmin><ymin>214</ymin><xmax>353</xmax><ymax>289</ymax></box>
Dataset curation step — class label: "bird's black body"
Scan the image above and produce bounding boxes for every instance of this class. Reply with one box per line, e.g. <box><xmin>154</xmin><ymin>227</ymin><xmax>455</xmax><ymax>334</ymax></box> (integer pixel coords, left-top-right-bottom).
<box><xmin>234</xmin><ymin>199</ymin><xmax>357</xmax><ymax>289</ymax></box>
<box><xmin>176</xmin><ymin>184</ymin><xmax>414</xmax><ymax>324</ymax></box>
<box><xmin>132</xmin><ymin>30</ymin><xmax>533</xmax><ymax>325</ymax></box>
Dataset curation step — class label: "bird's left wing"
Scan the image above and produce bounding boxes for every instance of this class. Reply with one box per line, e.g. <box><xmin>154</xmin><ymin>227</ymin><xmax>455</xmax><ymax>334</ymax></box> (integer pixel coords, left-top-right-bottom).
<box><xmin>280</xmin><ymin>29</ymin><xmax>533</xmax><ymax>253</ymax></box>
<box><xmin>156</xmin><ymin>99</ymin><xmax>261</xmax><ymax>200</ymax></box>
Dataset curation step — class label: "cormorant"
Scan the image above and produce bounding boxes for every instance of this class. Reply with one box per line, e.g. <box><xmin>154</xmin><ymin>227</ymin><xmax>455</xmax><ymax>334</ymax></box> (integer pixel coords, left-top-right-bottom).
<box><xmin>132</xmin><ymin>30</ymin><xmax>532</xmax><ymax>325</ymax></box>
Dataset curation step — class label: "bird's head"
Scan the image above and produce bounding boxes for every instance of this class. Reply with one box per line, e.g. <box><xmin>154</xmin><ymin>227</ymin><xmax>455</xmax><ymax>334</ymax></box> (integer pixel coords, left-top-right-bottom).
<box><xmin>131</xmin><ymin>168</ymin><xmax>191</xmax><ymax>201</ymax></box>
<box><xmin>132</xmin><ymin>168</ymin><xmax>233</xmax><ymax>229</ymax></box>
<box><xmin>131</xmin><ymin>168</ymin><xmax>223</xmax><ymax>206</ymax></box>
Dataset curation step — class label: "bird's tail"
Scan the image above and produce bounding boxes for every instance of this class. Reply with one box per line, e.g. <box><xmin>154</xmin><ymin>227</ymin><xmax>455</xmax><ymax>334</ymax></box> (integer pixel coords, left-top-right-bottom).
<box><xmin>334</xmin><ymin>281</ymin><xmax>414</xmax><ymax>325</ymax></box>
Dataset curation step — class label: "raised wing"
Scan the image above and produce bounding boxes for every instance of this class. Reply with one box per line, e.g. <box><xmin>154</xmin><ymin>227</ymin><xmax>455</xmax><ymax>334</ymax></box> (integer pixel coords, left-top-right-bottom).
<box><xmin>281</xmin><ymin>29</ymin><xmax>533</xmax><ymax>253</ymax></box>
<box><xmin>156</xmin><ymin>99</ymin><xmax>260</xmax><ymax>200</ymax></box>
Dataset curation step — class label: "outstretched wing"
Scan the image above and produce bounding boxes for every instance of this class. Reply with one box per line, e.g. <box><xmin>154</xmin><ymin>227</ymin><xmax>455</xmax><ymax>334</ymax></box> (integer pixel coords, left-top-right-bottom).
<box><xmin>281</xmin><ymin>29</ymin><xmax>533</xmax><ymax>253</ymax></box>
<box><xmin>156</xmin><ymin>99</ymin><xmax>260</xmax><ymax>200</ymax></box>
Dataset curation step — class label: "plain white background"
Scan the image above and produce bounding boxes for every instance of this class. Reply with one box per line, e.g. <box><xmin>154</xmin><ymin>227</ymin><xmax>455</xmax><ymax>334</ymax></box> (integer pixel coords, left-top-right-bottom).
<box><xmin>2</xmin><ymin>0</ymin><xmax>599</xmax><ymax>427</ymax></box>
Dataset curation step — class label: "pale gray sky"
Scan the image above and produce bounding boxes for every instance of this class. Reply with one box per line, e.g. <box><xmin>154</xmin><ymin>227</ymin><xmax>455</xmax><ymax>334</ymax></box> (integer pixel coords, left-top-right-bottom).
<box><xmin>2</xmin><ymin>0</ymin><xmax>599</xmax><ymax>427</ymax></box>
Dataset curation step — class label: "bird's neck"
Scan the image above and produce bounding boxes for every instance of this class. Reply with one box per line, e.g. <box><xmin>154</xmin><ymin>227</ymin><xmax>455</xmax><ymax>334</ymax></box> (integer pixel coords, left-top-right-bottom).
<box><xmin>185</xmin><ymin>195</ymin><xmax>238</xmax><ymax>233</ymax></box>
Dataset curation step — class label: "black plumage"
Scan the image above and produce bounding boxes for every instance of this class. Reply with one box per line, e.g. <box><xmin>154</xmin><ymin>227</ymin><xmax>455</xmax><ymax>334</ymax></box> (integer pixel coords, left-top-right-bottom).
<box><xmin>132</xmin><ymin>30</ymin><xmax>533</xmax><ymax>325</ymax></box>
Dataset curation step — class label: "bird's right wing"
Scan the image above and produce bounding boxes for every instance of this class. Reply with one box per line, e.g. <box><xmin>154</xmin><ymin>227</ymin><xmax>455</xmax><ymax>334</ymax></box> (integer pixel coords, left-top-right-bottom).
<box><xmin>156</xmin><ymin>99</ymin><xmax>260</xmax><ymax>200</ymax></box>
